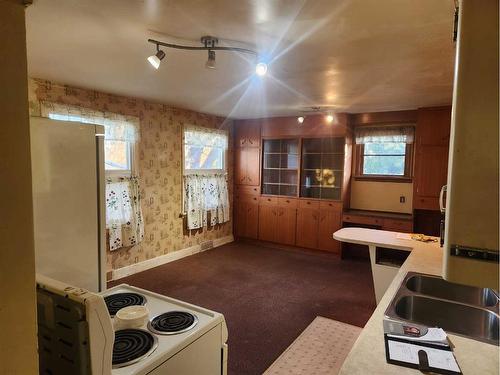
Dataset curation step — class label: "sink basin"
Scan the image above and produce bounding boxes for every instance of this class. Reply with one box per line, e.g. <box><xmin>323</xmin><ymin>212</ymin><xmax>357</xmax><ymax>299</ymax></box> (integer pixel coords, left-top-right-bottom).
<box><xmin>406</xmin><ymin>274</ymin><xmax>499</xmax><ymax>307</ymax></box>
<box><xmin>395</xmin><ymin>295</ymin><xmax>499</xmax><ymax>344</ymax></box>
<box><xmin>385</xmin><ymin>272</ymin><xmax>500</xmax><ymax>345</ymax></box>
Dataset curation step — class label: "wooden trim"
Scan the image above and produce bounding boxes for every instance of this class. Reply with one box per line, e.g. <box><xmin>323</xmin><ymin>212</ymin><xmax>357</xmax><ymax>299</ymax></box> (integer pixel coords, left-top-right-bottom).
<box><xmin>349</xmin><ymin>110</ymin><xmax>418</xmax><ymax>126</ymax></box>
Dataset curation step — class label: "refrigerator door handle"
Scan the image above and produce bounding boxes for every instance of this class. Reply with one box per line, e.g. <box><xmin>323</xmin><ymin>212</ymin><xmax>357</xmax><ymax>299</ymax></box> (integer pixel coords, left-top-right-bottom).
<box><xmin>439</xmin><ymin>185</ymin><xmax>447</xmax><ymax>213</ymax></box>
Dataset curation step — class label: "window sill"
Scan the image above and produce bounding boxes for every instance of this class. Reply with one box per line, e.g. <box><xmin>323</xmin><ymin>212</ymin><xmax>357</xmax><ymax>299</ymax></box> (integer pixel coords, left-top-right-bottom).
<box><xmin>354</xmin><ymin>175</ymin><xmax>412</xmax><ymax>183</ymax></box>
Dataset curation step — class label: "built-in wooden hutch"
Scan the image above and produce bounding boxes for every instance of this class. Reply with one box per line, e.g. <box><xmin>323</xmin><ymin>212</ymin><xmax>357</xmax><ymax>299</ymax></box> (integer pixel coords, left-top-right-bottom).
<box><xmin>234</xmin><ymin>114</ymin><xmax>352</xmax><ymax>253</ymax></box>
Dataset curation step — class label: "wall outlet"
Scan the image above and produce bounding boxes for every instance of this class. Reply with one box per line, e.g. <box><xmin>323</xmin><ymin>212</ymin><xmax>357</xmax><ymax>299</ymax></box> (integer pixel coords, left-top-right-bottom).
<box><xmin>400</xmin><ymin>196</ymin><xmax>406</xmax><ymax>203</ymax></box>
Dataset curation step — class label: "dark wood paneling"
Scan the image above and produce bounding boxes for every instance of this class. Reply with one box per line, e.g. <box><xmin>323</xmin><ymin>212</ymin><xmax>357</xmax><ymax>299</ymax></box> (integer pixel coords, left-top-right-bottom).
<box><xmin>261</xmin><ymin>114</ymin><xmax>350</xmax><ymax>138</ymax></box>
<box><xmin>350</xmin><ymin>110</ymin><xmax>418</xmax><ymax>126</ymax></box>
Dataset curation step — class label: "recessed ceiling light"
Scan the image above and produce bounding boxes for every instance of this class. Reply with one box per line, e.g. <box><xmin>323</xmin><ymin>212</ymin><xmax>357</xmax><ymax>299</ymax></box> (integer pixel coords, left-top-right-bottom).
<box><xmin>297</xmin><ymin>116</ymin><xmax>305</xmax><ymax>124</ymax></box>
<box><xmin>147</xmin><ymin>49</ymin><xmax>166</xmax><ymax>69</ymax></box>
<box><xmin>205</xmin><ymin>50</ymin><xmax>216</xmax><ymax>69</ymax></box>
<box><xmin>255</xmin><ymin>62</ymin><xmax>268</xmax><ymax>76</ymax></box>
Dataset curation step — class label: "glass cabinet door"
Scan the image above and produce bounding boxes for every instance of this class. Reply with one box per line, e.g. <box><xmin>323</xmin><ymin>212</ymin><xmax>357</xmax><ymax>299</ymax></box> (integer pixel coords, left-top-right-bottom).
<box><xmin>300</xmin><ymin>137</ymin><xmax>344</xmax><ymax>200</ymax></box>
<box><xmin>262</xmin><ymin>139</ymin><xmax>299</xmax><ymax>196</ymax></box>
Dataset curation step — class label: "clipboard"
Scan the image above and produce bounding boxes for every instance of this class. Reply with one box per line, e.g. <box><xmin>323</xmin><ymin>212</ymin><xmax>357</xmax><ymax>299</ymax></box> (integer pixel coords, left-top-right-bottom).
<box><xmin>384</xmin><ymin>334</ymin><xmax>462</xmax><ymax>374</ymax></box>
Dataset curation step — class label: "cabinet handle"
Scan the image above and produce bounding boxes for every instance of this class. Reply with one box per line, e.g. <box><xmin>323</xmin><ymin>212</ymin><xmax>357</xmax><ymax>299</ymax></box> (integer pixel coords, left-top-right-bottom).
<box><xmin>320</xmin><ymin>215</ymin><xmax>325</xmax><ymax>222</ymax></box>
<box><xmin>306</xmin><ymin>201</ymin><xmax>311</xmax><ymax>205</ymax></box>
<box><xmin>312</xmin><ymin>214</ymin><xmax>318</xmax><ymax>220</ymax></box>
<box><xmin>286</xmin><ymin>200</ymin><xmax>290</xmax><ymax>203</ymax></box>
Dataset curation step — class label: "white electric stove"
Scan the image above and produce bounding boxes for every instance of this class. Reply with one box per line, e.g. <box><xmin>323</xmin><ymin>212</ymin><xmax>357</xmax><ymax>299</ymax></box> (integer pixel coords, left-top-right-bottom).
<box><xmin>36</xmin><ymin>275</ymin><xmax>228</xmax><ymax>375</ymax></box>
<box><xmin>102</xmin><ymin>284</ymin><xmax>228</xmax><ymax>375</ymax></box>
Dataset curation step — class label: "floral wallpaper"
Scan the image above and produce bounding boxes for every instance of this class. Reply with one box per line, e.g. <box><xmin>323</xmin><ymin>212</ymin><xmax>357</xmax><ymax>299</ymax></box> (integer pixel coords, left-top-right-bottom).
<box><xmin>29</xmin><ymin>78</ymin><xmax>233</xmax><ymax>272</ymax></box>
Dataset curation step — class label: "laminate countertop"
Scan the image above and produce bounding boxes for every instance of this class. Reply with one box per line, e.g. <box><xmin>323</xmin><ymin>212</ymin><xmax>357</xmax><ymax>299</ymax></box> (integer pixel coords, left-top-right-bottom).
<box><xmin>333</xmin><ymin>228</ymin><xmax>499</xmax><ymax>375</ymax></box>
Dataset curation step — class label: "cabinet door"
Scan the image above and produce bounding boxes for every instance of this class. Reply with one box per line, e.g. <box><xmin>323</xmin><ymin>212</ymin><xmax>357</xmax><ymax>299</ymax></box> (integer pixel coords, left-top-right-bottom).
<box><xmin>246</xmin><ymin>201</ymin><xmax>259</xmax><ymax>239</ymax></box>
<box><xmin>235</xmin><ymin>148</ymin><xmax>246</xmax><ymax>185</ymax></box>
<box><xmin>234</xmin><ymin>200</ymin><xmax>247</xmax><ymax>238</ymax></box>
<box><xmin>417</xmin><ymin>108</ymin><xmax>451</xmax><ymax>146</ymax></box>
<box><xmin>317</xmin><ymin>208</ymin><xmax>342</xmax><ymax>253</ymax></box>
<box><xmin>235</xmin><ymin>120</ymin><xmax>261</xmax><ymax>148</ymax></box>
<box><xmin>296</xmin><ymin>207</ymin><xmax>319</xmax><ymax>249</ymax></box>
<box><xmin>245</xmin><ymin>147</ymin><xmax>260</xmax><ymax>186</ymax></box>
<box><xmin>258</xmin><ymin>205</ymin><xmax>277</xmax><ymax>242</ymax></box>
<box><xmin>414</xmin><ymin>145</ymin><xmax>449</xmax><ymax>210</ymax></box>
<box><xmin>276</xmin><ymin>207</ymin><xmax>297</xmax><ymax>246</ymax></box>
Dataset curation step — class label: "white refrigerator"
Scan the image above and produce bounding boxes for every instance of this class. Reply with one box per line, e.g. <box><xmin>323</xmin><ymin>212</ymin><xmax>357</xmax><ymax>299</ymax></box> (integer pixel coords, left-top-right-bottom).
<box><xmin>30</xmin><ymin>117</ymin><xmax>106</xmax><ymax>292</ymax></box>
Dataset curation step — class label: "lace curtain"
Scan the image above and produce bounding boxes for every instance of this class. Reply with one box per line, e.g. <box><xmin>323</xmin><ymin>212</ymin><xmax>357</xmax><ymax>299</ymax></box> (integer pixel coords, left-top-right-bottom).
<box><xmin>355</xmin><ymin>125</ymin><xmax>415</xmax><ymax>144</ymax></box>
<box><xmin>184</xmin><ymin>174</ymin><xmax>229</xmax><ymax>230</ymax></box>
<box><xmin>106</xmin><ymin>176</ymin><xmax>144</xmax><ymax>251</ymax></box>
<box><xmin>40</xmin><ymin>101</ymin><xmax>140</xmax><ymax>142</ymax></box>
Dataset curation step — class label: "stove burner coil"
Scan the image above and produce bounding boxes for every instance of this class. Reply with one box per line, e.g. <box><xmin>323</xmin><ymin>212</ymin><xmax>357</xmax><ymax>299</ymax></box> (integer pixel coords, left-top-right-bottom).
<box><xmin>112</xmin><ymin>329</ymin><xmax>157</xmax><ymax>368</ymax></box>
<box><xmin>148</xmin><ymin>311</ymin><xmax>198</xmax><ymax>335</ymax></box>
<box><xmin>104</xmin><ymin>293</ymin><xmax>146</xmax><ymax>316</ymax></box>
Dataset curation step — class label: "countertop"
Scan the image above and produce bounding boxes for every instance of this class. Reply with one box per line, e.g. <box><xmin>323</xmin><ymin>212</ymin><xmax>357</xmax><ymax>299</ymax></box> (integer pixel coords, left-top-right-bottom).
<box><xmin>333</xmin><ymin>227</ymin><xmax>499</xmax><ymax>375</ymax></box>
<box><xmin>343</xmin><ymin>209</ymin><xmax>413</xmax><ymax>221</ymax></box>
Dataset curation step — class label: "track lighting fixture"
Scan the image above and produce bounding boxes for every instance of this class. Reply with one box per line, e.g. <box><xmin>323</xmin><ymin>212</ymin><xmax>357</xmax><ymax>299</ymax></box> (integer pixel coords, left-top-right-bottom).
<box><xmin>297</xmin><ymin>116</ymin><xmax>305</xmax><ymax>124</ymax></box>
<box><xmin>147</xmin><ymin>36</ymin><xmax>267</xmax><ymax>76</ymax></box>
<box><xmin>147</xmin><ymin>49</ymin><xmax>166</xmax><ymax>70</ymax></box>
<box><xmin>206</xmin><ymin>50</ymin><xmax>216</xmax><ymax>69</ymax></box>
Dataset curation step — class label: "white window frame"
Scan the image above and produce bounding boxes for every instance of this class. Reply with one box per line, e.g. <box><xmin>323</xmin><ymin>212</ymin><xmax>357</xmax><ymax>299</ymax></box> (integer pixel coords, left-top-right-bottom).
<box><xmin>104</xmin><ymin>141</ymin><xmax>134</xmax><ymax>178</ymax></box>
<box><xmin>182</xmin><ymin>127</ymin><xmax>228</xmax><ymax>176</ymax></box>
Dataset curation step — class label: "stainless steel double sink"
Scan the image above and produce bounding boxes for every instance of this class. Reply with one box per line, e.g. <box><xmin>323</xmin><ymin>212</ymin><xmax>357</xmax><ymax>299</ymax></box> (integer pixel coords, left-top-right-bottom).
<box><xmin>385</xmin><ymin>272</ymin><xmax>499</xmax><ymax>345</ymax></box>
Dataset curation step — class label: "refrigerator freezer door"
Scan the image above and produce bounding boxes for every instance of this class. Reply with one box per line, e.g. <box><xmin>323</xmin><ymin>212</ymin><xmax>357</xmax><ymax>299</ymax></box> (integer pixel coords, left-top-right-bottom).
<box><xmin>31</xmin><ymin>117</ymin><xmax>105</xmax><ymax>292</ymax></box>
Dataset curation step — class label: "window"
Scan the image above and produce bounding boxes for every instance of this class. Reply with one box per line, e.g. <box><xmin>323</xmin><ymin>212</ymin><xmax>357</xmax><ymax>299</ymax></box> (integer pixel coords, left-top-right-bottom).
<box><xmin>183</xmin><ymin>125</ymin><xmax>228</xmax><ymax>173</ymax></box>
<box><xmin>354</xmin><ymin>125</ymin><xmax>414</xmax><ymax>180</ymax></box>
<box><xmin>182</xmin><ymin>125</ymin><xmax>230</xmax><ymax>230</ymax></box>
<box><xmin>41</xmin><ymin>102</ymin><xmax>139</xmax><ymax>176</ymax></box>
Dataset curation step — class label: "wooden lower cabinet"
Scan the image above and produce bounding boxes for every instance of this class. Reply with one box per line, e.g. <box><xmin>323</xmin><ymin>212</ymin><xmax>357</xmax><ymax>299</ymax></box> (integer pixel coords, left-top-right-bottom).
<box><xmin>258</xmin><ymin>204</ymin><xmax>277</xmax><ymax>242</ymax></box>
<box><xmin>276</xmin><ymin>207</ymin><xmax>297</xmax><ymax>246</ymax></box>
<box><xmin>235</xmin><ymin>198</ymin><xmax>259</xmax><ymax>239</ymax></box>
<box><xmin>296</xmin><ymin>207</ymin><xmax>319</xmax><ymax>249</ymax></box>
<box><xmin>318</xmin><ymin>208</ymin><xmax>342</xmax><ymax>253</ymax></box>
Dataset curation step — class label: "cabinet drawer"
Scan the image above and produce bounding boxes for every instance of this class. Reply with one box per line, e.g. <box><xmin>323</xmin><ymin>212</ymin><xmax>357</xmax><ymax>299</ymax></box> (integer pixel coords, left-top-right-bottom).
<box><xmin>413</xmin><ymin>196</ymin><xmax>439</xmax><ymax>210</ymax></box>
<box><xmin>319</xmin><ymin>201</ymin><xmax>342</xmax><ymax>211</ymax></box>
<box><xmin>278</xmin><ymin>197</ymin><xmax>298</xmax><ymax>208</ymax></box>
<box><xmin>383</xmin><ymin>219</ymin><xmax>413</xmax><ymax>233</ymax></box>
<box><xmin>240</xmin><ymin>194</ymin><xmax>259</xmax><ymax>204</ymax></box>
<box><xmin>235</xmin><ymin>185</ymin><xmax>260</xmax><ymax>196</ymax></box>
<box><xmin>299</xmin><ymin>199</ymin><xmax>320</xmax><ymax>209</ymax></box>
<box><xmin>260</xmin><ymin>196</ymin><xmax>278</xmax><ymax>206</ymax></box>
<box><xmin>343</xmin><ymin>214</ymin><xmax>382</xmax><ymax>226</ymax></box>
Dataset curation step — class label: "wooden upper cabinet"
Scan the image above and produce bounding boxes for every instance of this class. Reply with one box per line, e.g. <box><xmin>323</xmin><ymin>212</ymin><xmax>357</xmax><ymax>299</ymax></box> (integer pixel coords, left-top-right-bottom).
<box><xmin>413</xmin><ymin>107</ymin><xmax>452</xmax><ymax>210</ymax></box>
<box><xmin>416</xmin><ymin>107</ymin><xmax>451</xmax><ymax>146</ymax></box>
<box><xmin>235</xmin><ymin>147</ymin><xmax>260</xmax><ymax>186</ymax></box>
<box><xmin>235</xmin><ymin>119</ymin><xmax>261</xmax><ymax>148</ymax></box>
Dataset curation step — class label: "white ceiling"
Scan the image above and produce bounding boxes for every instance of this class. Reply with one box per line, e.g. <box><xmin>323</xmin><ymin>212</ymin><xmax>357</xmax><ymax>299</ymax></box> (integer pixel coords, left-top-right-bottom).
<box><xmin>26</xmin><ymin>0</ymin><xmax>456</xmax><ymax>119</ymax></box>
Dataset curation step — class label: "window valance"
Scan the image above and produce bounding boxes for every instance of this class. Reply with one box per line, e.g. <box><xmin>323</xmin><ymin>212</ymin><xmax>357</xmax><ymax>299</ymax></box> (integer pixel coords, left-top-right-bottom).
<box><xmin>355</xmin><ymin>125</ymin><xmax>415</xmax><ymax>144</ymax></box>
<box><xmin>183</xmin><ymin>124</ymin><xmax>228</xmax><ymax>149</ymax></box>
<box><xmin>40</xmin><ymin>101</ymin><xmax>140</xmax><ymax>142</ymax></box>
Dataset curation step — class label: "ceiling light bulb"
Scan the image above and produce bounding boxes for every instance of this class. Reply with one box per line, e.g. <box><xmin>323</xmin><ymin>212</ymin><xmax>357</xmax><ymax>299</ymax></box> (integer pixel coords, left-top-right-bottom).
<box><xmin>147</xmin><ymin>49</ymin><xmax>165</xmax><ymax>69</ymax></box>
<box><xmin>205</xmin><ymin>50</ymin><xmax>216</xmax><ymax>69</ymax></box>
<box><xmin>326</xmin><ymin>114</ymin><xmax>334</xmax><ymax>123</ymax></box>
<box><xmin>297</xmin><ymin>116</ymin><xmax>305</xmax><ymax>124</ymax></box>
<box><xmin>255</xmin><ymin>62</ymin><xmax>268</xmax><ymax>76</ymax></box>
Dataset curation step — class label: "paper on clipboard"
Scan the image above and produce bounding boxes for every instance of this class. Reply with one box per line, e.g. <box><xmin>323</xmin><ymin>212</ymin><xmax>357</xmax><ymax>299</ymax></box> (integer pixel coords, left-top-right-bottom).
<box><xmin>387</xmin><ymin>340</ymin><xmax>461</xmax><ymax>373</ymax></box>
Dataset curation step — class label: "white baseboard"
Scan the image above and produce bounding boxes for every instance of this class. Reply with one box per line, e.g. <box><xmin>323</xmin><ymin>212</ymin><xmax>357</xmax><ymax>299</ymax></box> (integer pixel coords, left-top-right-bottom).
<box><xmin>111</xmin><ymin>234</ymin><xmax>234</xmax><ymax>281</ymax></box>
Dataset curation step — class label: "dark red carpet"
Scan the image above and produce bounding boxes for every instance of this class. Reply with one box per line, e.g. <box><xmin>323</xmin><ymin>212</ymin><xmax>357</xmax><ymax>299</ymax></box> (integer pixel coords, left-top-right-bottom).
<box><xmin>109</xmin><ymin>241</ymin><xmax>376</xmax><ymax>375</ymax></box>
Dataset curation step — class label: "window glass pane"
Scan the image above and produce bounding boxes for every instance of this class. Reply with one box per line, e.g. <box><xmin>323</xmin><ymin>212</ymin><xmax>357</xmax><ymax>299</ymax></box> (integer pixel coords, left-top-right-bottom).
<box><xmin>364</xmin><ymin>142</ymin><xmax>406</xmax><ymax>155</ymax></box>
<box><xmin>363</xmin><ymin>155</ymin><xmax>405</xmax><ymax>175</ymax></box>
<box><xmin>184</xmin><ymin>145</ymin><xmax>223</xmax><ymax>170</ymax></box>
<box><xmin>105</xmin><ymin>140</ymin><xmax>130</xmax><ymax>170</ymax></box>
